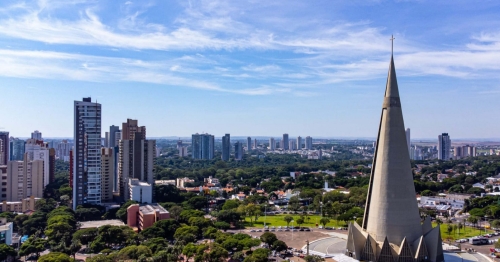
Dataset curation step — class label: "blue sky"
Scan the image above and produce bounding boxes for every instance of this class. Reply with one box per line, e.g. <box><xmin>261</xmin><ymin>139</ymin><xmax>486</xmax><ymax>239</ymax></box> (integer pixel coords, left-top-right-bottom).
<box><xmin>1</xmin><ymin>0</ymin><xmax>500</xmax><ymax>139</ymax></box>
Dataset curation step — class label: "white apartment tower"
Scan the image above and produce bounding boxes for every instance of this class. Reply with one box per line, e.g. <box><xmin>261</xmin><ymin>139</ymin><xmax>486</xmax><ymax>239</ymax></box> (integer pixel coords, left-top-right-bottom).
<box><xmin>297</xmin><ymin>136</ymin><xmax>302</xmax><ymax>150</ymax></box>
<box><xmin>25</xmin><ymin>139</ymin><xmax>50</xmax><ymax>187</ymax></box>
<box><xmin>269</xmin><ymin>138</ymin><xmax>276</xmax><ymax>151</ymax></box>
<box><xmin>305</xmin><ymin>136</ymin><xmax>313</xmax><ymax>150</ymax></box>
<box><xmin>73</xmin><ymin>97</ymin><xmax>102</xmax><ymax>209</ymax></box>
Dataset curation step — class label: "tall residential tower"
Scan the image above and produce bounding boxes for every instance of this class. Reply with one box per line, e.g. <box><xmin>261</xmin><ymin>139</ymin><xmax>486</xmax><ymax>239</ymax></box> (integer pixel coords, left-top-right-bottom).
<box><xmin>73</xmin><ymin>97</ymin><xmax>102</xmax><ymax>209</ymax></box>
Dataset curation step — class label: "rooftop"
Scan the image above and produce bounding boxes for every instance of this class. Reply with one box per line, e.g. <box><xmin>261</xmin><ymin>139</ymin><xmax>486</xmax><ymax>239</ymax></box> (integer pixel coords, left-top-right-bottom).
<box><xmin>139</xmin><ymin>203</ymin><xmax>168</xmax><ymax>215</ymax></box>
<box><xmin>79</xmin><ymin>219</ymin><xmax>125</xmax><ymax>229</ymax></box>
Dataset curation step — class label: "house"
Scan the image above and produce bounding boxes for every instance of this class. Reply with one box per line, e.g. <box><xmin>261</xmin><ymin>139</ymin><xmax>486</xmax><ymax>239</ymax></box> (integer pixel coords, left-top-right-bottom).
<box><xmin>231</xmin><ymin>192</ymin><xmax>247</xmax><ymax>201</ymax></box>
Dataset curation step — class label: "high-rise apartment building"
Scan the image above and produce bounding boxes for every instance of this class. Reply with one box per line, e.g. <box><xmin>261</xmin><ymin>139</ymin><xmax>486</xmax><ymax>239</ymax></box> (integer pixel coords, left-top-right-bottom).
<box><xmin>101</xmin><ymin>148</ymin><xmax>114</xmax><ymax>202</ymax></box>
<box><xmin>179</xmin><ymin>146</ymin><xmax>188</xmax><ymax>157</ymax></box>
<box><xmin>73</xmin><ymin>97</ymin><xmax>102</xmax><ymax>209</ymax></box>
<box><xmin>192</xmin><ymin>133</ymin><xmax>214</xmax><ymax>160</ymax></box>
<box><xmin>454</xmin><ymin>146</ymin><xmax>462</xmax><ymax>160</ymax></box>
<box><xmin>104</xmin><ymin>132</ymin><xmax>109</xmax><ymax>147</ymax></box>
<box><xmin>282</xmin><ymin>134</ymin><xmax>289</xmax><ymax>150</ymax></box>
<box><xmin>438</xmin><ymin>133</ymin><xmax>451</xmax><ymax>160</ymax></box>
<box><xmin>221</xmin><ymin>134</ymin><xmax>231</xmax><ymax>161</ymax></box>
<box><xmin>405</xmin><ymin>128</ymin><xmax>411</xmax><ymax>155</ymax></box>
<box><xmin>269</xmin><ymin>138</ymin><xmax>276</xmax><ymax>151</ymax></box>
<box><xmin>247</xmin><ymin>137</ymin><xmax>251</xmax><ymax>150</ymax></box>
<box><xmin>31</xmin><ymin>130</ymin><xmax>42</xmax><ymax>140</ymax></box>
<box><xmin>289</xmin><ymin>140</ymin><xmax>296</xmax><ymax>151</ymax></box>
<box><xmin>56</xmin><ymin>140</ymin><xmax>72</xmax><ymax>162</ymax></box>
<box><xmin>9</xmin><ymin>138</ymin><xmax>25</xmax><ymax>161</ymax></box>
<box><xmin>305</xmin><ymin>136</ymin><xmax>313</xmax><ymax>150</ymax></box>
<box><xmin>0</xmin><ymin>166</ymin><xmax>7</xmax><ymax>201</ymax></box>
<box><xmin>253</xmin><ymin>139</ymin><xmax>257</xmax><ymax>149</ymax></box>
<box><xmin>0</xmin><ymin>132</ymin><xmax>9</xmax><ymax>165</ymax></box>
<box><xmin>234</xmin><ymin>142</ymin><xmax>243</xmax><ymax>160</ymax></box>
<box><xmin>109</xmin><ymin>125</ymin><xmax>121</xmax><ymax>148</ymax></box>
<box><xmin>7</xmin><ymin>158</ymin><xmax>44</xmax><ymax>201</ymax></box>
<box><xmin>297</xmin><ymin>136</ymin><xmax>302</xmax><ymax>150</ymax></box>
<box><xmin>122</xmin><ymin>119</ymin><xmax>146</xmax><ymax>140</ymax></box>
<box><xmin>118</xmin><ymin>119</ymin><xmax>155</xmax><ymax>202</ymax></box>
<box><xmin>25</xmin><ymin>139</ymin><xmax>51</xmax><ymax>187</ymax></box>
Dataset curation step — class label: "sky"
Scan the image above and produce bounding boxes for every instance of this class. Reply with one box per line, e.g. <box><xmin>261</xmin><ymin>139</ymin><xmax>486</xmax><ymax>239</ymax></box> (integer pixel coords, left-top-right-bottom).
<box><xmin>1</xmin><ymin>0</ymin><xmax>500</xmax><ymax>139</ymax></box>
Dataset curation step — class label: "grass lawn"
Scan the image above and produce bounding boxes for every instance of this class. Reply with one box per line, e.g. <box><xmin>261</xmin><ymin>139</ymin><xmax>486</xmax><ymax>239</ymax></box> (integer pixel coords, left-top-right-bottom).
<box><xmin>437</xmin><ymin>222</ymin><xmax>494</xmax><ymax>241</ymax></box>
<box><xmin>244</xmin><ymin>216</ymin><xmax>494</xmax><ymax>241</ymax></box>
<box><xmin>244</xmin><ymin>214</ymin><xmax>348</xmax><ymax>228</ymax></box>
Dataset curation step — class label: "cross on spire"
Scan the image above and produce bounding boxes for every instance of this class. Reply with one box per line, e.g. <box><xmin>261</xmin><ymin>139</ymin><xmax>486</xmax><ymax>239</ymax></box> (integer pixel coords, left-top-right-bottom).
<box><xmin>390</xmin><ymin>35</ymin><xmax>395</xmax><ymax>55</ymax></box>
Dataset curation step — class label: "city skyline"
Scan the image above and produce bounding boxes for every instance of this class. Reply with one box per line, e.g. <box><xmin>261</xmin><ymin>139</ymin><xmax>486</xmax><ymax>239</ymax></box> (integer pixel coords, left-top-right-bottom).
<box><xmin>1</xmin><ymin>1</ymin><xmax>500</xmax><ymax>138</ymax></box>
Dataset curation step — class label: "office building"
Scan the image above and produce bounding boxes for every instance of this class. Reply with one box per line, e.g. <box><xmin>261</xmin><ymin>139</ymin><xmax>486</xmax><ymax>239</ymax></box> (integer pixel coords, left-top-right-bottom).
<box><xmin>7</xmin><ymin>158</ymin><xmax>44</xmax><ymax>201</ymax></box>
<box><xmin>305</xmin><ymin>136</ymin><xmax>313</xmax><ymax>150</ymax></box>
<box><xmin>405</xmin><ymin>128</ymin><xmax>410</xmax><ymax>155</ymax></box>
<box><xmin>438</xmin><ymin>133</ymin><xmax>451</xmax><ymax>160</ymax></box>
<box><xmin>346</xmin><ymin>54</ymin><xmax>443</xmax><ymax>262</ymax></box>
<box><xmin>31</xmin><ymin>130</ymin><xmax>42</xmax><ymax>140</ymax></box>
<box><xmin>297</xmin><ymin>136</ymin><xmax>302</xmax><ymax>150</ymax></box>
<box><xmin>0</xmin><ymin>218</ymin><xmax>13</xmax><ymax>245</ymax></box>
<box><xmin>0</xmin><ymin>132</ymin><xmax>8</xmax><ymax>165</ymax></box>
<box><xmin>118</xmin><ymin>119</ymin><xmax>155</xmax><ymax>202</ymax></box>
<box><xmin>221</xmin><ymin>134</ymin><xmax>231</xmax><ymax>161</ymax></box>
<box><xmin>282</xmin><ymin>134</ymin><xmax>289</xmax><ymax>150</ymax></box>
<box><xmin>269</xmin><ymin>138</ymin><xmax>276</xmax><ymax>151</ymax></box>
<box><xmin>73</xmin><ymin>97</ymin><xmax>102</xmax><ymax>209</ymax></box>
<box><xmin>101</xmin><ymin>148</ymin><xmax>114</xmax><ymax>202</ymax></box>
<box><xmin>127</xmin><ymin>203</ymin><xmax>170</xmax><ymax>231</ymax></box>
<box><xmin>192</xmin><ymin>133</ymin><xmax>214</xmax><ymax>160</ymax></box>
<box><xmin>247</xmin><ymin>137</ymin><xmax>251</xmax><ymax>150</ymax></box>
<box><xmin>109</xmin><ymin>125</ymin><xmax>121</xmax><ymax>148</ymax></box>
<box><xmin>129</xmin><ymin>179</ymin><xmax>153</xmax><ymax>203</ymax></box>
<box><xmin>234</xmin><ymin>141</ymin><xmax>243</xmax><ymax>160</ymax></box>
<box><xmin>56</xmin><ymin>140</ymin><xmax>72</xmax><ymax>162</ymax></box>
<box><xmin>9</xmin><ymin>138</ymin><xmax>25</xmax><ymax>161</ymax></box>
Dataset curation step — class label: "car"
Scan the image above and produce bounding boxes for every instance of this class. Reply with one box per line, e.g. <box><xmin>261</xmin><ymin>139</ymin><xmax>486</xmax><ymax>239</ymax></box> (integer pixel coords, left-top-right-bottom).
<box><xmin>305</xmin><ymin>228</ymin><xmax>311</xmax><ymax>231</ymax></box>
<box><xmin>325</xmin><ymin>227</ymin><xmax>333</xmax><ymax>230</ymax></box>
<box><xmin>318</xmin><ymin>226</ymin><xmax>323</xmax><ymax>229</ymax></box>
<box><xmin>285</xmin><ymin>229</ymin><xmax>290</xmax><ymax>231</ymax></box>
<box><xmin>271</xmin><ymin>226</ymin><xmax>275</xmax><ymax>229</ymax></box>
<box><xmin>299</xmin><ymin>228</ymin><xmax>304</xmax><ymax>231</ymax></box>
<box><xmin>250</xmin><ymin>229</ymin><xmax>256</xmax><ymax>232</ymax></box>
<box><xmin>257</xmin><ymin>229</ymin><xmax>262</xmax><ymax>232</ymax></box>
<box><xmin>277</xmin><ymin>229</ymin><xmax>282</xmax><ymax>232</ymax></box>
<box><xmin>278</xmin><ymin>226</ymin><xmax>282</xmax><ymax>229</ymax></box>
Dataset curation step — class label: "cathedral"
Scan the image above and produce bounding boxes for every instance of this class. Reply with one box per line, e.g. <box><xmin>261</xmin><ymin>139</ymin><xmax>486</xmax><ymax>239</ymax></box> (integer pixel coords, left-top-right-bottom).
<box><xmin>345</xmin><ymin>51</ymin><xmax>444</xmax><ymax>262</ymax></box>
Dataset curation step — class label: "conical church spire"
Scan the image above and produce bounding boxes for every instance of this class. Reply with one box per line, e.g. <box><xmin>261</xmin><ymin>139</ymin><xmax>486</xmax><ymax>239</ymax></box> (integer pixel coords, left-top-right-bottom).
<box><xmin>362</xmin><ymin>52</ymin><xmax>422</xmax><ymax>245</ymax></box>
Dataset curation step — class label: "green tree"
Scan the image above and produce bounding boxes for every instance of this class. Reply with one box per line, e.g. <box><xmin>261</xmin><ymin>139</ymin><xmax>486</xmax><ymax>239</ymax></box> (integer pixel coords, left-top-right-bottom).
<box><xmin>222</xmin><ymin>200</ymin><xmax>240</xmax><ymax>210</ymax></box>
<box><xmin>304</xmin><ymin>255</ymin><xmax>325</xmax><ymax>262</ymax></box>
<box><xmin>284</xmin><ymin>215</ymin><xmax>293</xmax><ymax>227</ymax></box>
<box><xmin>72</xmin><ymin>228</ymin><xmax>98</xmax><ymax>245</ymax></box>
<box><xmin>19</xmin><ymin>236</ymin><xmax>46</xmax><ymax>258</ymax></box>
<box><xmin>174</xmin><ymin>226</ymin><xmax>199</xmax><ymax>243</ymax></box>
<box><xmin>38</xmin><ymin>252</ymin><xmax>72</xmax><ymax>262</ymax></box>
<box><xmin>272</xmin><ymin>240</ymin><xmax>287</xmax><ymax>252</ymax></box>
<box><xmin>69</xmin><ymin>240</ymin><xmax>82</xmax><ymax>260</ymax></box>
<box><xmin>118</xmin><ymin>245</ymin><xmax>153</xmax><ymax>260</ymax></box>
<box><xmin>214</xmin><ymin>221</ymin><xmax>230</xmax><ymax>231</ymax></box>
<box><xmin>468</xmin><ymin>216</ymin><xmax>479</xmax><ymax>228</ymax></box>
<box><xmin>260</xmin><ymin>232</ymin><xmax>278</xmax><ymax>246</ymax></box>
<box><xmin>169</xmin><ymin>206</ymin><xmax>183</xmax><ymax>221</ymax></box>
<box><xmin>296</xmin><ymin>217</ymin><xmax>305</xmax><ymax>228</ymax></box>
<box><xmin>319</xmin><ymin>217</ymin><xmax>330</xmax><ymax>227</ymax></box>
<box><xmin>203</xmin><ymin>244</ymin><xmax>229</xmax><ymax>262</ymax></box>
<box><xmin>288</xmin><ymin>196</ymin><xmax>301</xmax><ymax>212</ymax></box>
<box><xmin>182</xmin><ymin>243</ymin><xmax>198</xmax><ymax>261</ymax></box>
<box><xmin>0</xmin><ymin>244</ymin><xmax>16</xmax><ymax>261</ymax></box>
<box><xmin>244</xmin><ymin>248</ymin><xmax>269</xmax><ymax>262</ymax></box>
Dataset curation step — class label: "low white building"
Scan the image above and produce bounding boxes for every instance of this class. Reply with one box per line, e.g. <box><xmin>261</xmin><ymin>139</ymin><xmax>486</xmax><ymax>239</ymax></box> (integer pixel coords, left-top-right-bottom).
<box><xmin>129</xmin><ymin>179</ymin><xmax>152</xmax><ymax>203</ymax></box>
<box><xmin>0</xmin><ymin>218</ymin><xmax>13</xmax><ymax>245</ymax></box>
